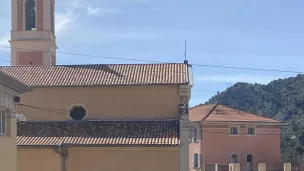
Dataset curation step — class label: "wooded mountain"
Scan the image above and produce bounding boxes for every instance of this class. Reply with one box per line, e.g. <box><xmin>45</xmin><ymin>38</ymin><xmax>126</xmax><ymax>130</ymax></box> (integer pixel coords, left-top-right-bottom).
<box><xmin>205</xmin><ymin>74</ymin><xmax>304</xmax><ymax>163</ymax></box>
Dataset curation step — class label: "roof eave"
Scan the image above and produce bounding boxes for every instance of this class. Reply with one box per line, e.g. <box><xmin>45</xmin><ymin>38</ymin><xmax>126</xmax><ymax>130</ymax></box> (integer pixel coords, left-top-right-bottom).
<box><xmin>17</xmin><ymin>144</ymin><xmax>180</xmax><ymax>148</ymax></box>
<box><xmin>0</xmin><ymin>72</ymin><xmax>32</xmax><ymax>93</ymax></box>
<box><xmin>201</xmin><ymin>121</ymin><xmax>286</xmax><ymax>126</ymax></box>
<box><xmin>29</xmin><ymin>83</ymin><xmax>189</xmax><ymax>89</ymax></box>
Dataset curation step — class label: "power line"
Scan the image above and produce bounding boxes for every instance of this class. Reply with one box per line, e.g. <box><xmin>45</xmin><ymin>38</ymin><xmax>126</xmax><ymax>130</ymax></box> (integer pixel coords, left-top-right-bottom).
<box><xmin>18</xmin><ymin>103</ymin><xmax>159</xmax><ymax>120</ymax></box>
<box><xmin>0</xmin><ymin>45</ymin><xmax>303</xmax><ymax>74</ymax></box>
<box><xmin>192</xmin><ymin>89</ymin><xmax>218</xmax><ymax>93</ymax></box>
<box><xmin>0</xmin><ymin>45</ymin><xmax>167</xmax><ymax>64</ymax></box>
<box><xmin>174</xmin><ymin>55</ymin><xmax>185</xmax><ymax>63</ymax></box>
<box><xmin>192</xmin><ymin>63</ymin><xmax>302</xmax><ymax>74</ymax></box>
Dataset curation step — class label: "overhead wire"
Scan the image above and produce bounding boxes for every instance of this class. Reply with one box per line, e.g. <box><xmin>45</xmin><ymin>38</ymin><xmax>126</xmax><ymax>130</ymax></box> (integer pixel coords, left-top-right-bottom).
<box><xmin>18</xmin><ymin>103</ymin><xmax>161</xmax><ymax>120</ymax></box>
<box><xmin>174</xmin><ymin>55</ymin><xmax>185</xmax><ymax>63</ymax></box>
<box><xmin>0</xmin><ymin>45</ymin><xmax>302</xmax><ymax>74</ymax></box>
<box><xmin>17</xmin><ymin>103</ymin><xmax>294</xmax><ymax>136</ymax></box>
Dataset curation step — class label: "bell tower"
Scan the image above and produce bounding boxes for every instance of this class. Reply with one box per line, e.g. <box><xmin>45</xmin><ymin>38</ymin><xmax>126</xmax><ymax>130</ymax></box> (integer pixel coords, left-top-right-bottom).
<box><xmin>10</xmin><ymin>0</ymin><xmax>57</xmax><ymax>66</ymax></box>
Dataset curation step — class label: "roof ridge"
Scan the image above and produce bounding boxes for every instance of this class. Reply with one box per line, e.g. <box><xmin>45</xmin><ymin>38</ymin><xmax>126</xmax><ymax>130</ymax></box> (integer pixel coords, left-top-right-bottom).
<box><xmin>217</xmin><ymin>104</ymin><xmax>280</xmax><ymax>122</ymax></box>
<box><xmin>17</xmin><ymin>119</ymin><xmax>180</xmax><ymax>123</ymax></box>
<box><xmin>189</xmin><ymin>103</ymin><xmax>215</xmax><ymax>110</ymax></box>
<box><xmin>0</xmin><ymin>63</ymin><xmax>186</xmax><ymax>68</ymax></box>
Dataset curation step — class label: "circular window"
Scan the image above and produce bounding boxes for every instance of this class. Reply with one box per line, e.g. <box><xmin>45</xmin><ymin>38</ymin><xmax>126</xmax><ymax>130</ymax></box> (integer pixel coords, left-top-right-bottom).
<box><xmin>69</xmin><ymin>106</ymin><xmax>86</xmax><ymax>120</ymax></box>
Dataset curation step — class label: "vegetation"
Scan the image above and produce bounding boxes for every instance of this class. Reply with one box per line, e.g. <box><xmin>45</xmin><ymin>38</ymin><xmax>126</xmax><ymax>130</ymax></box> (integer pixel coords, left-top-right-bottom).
<box><xmin>205</xmin><ymin>74</ymin><xmax>304</xmax><ymax>163</ymax></box>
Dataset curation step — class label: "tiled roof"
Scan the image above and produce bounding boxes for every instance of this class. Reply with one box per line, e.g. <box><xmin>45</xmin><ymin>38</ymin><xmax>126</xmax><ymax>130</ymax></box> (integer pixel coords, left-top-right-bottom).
<box><xmin>0</xmin><ymin>70</ymin><xmax>32</xmax><ymax>93</ymax></box>
<box><xmin>190</xmin><ymin>104</ymin><xmax>280</xmax><ymax>123</ymax></box>
<box><xmin>0</xmin><ymin>63</ymin><xmax>188</xmax><ymax>87</ymax></box>
<box><xmin>17</xmin><ymin>120</ymin><xmax>179</xmax><ymax>147</ymax></box>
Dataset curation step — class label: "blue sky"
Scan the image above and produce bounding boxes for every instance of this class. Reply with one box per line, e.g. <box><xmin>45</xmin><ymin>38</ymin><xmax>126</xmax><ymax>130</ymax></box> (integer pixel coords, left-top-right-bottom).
<box><xmin>0</xmin><ymin>0</ymin><xmax>304</xmax><ymax>106</ymax></box>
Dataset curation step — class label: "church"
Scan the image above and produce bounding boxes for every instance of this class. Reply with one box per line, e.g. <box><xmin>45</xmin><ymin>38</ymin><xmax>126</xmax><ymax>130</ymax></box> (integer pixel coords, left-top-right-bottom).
<box><xmin>0</xmin><ymin>0</ymin><xmax>194</xmax><ymax>171</ymax></box>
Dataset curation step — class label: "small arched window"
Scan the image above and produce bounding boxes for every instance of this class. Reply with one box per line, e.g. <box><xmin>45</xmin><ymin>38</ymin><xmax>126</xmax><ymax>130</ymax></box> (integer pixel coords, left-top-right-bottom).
<box><xmin>192</xmin><ymin>127</ymin><xmax>198</xmax><ymax>142</ymax></box>
<box><xmin>25</xmin><ymin>0</ymin><xmax>36</xmax><ymax>30</ymax></box>
<box><xmin>230</xmin><ymin>153</ymin><xmax>239</xmax><ymax>163</ymax></box>
<box><xmin>247</xmin><ymin>154</ymin><xmax>253</xmax><ymax>163</ymax></box>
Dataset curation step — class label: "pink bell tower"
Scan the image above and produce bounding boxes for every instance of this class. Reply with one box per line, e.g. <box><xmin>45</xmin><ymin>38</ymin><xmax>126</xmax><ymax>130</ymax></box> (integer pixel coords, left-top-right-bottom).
<box><xmin>10</xmin><ymin>0</ymin><xmax>57</xmax><ymax>66</ymax></box>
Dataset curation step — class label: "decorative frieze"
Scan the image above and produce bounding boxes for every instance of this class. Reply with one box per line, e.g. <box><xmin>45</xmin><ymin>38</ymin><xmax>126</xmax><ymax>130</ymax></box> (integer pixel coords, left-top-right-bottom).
<box><xmin>179</xmin><ymin>85</ymin><xmax>191</xmax><ymax>121</ymax></box>
<box><xmin>180</xmin><ymin>100</ymin><xmax>189</xmax><ymax>120</ymax></box>
<box><xmin>0</xmin><ymin>92</ymin><xmax>15</xmax><ymax>111</ymax></box>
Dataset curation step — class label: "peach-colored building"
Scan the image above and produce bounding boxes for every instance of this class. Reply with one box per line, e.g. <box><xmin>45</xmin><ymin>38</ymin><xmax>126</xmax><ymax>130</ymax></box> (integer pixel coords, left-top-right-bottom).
<box><xmin>0</xmin><ymin>71</ymin><xmax>31</xmax><ymax>171</ymax></box>
<box><xmin>189</xmin><ymin>104</ymin><xmax>283</xmax><ymax>171</ymax></box>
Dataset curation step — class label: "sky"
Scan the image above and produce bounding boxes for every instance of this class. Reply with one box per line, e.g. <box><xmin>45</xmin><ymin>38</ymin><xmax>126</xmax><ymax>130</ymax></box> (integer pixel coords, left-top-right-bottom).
<box><xmin>0</xmin><ymin>0</ymin><xmax>304</xmax><ymax>106</ymax></box>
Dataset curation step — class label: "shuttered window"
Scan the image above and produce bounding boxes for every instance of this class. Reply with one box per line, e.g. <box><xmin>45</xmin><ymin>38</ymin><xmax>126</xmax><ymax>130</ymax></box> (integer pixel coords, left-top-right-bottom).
<box><xmin>193</xmin><ymin>153</ymin><xmax>200</xmax><ymax>168</ymax></box>
<box><xmin>0</xmin><ymin>109</ymin><xmax>6</xmax><ymax>135</ymax></box>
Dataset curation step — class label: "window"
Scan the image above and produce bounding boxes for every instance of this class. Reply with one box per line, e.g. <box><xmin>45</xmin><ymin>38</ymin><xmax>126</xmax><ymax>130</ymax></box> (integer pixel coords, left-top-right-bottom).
<box><xmin>69</xmin><ymin>106</ymin><xmax>86</xmax><ymax>120</ymax></box>
<box><xmin>25</xmin><ymin>0</ymin><xmax>36</xmax><ymax>30</ymax></box>
<box><xmin>193</xmin><ymin>153</ymin><xmax>200</xmax><ymax>168</ymax></box>
<box><xmin>192</xmin><ymin>127</ymin><xmax>199</xmax><ymax>142</ymax></box>
<box><xmin>247</xmin><ymin>127</ymin><xmax>256</xmax><ymax>135</ymax></box>
<box><xmin>230</xmin><ymin>153</ymin><xmax>239</xmax><ymax>163</ymax></box>
<box><xmin>247</xmin><ymin>154</ymin><xmax>253</xmax><ymax>163</ymax></box>
<box><xmin>230</xmin><ymin>126</ymin><xmax>239</xmax><ymax>135</ymax></box>
<box><xmin>0</xmin><ymin>109</ymin><xmax>6</xmax><ymax>135</ymax></box>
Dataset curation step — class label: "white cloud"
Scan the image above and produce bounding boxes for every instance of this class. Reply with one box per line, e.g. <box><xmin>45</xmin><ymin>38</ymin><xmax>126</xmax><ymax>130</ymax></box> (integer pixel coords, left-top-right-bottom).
<box><xmin>0</xmin><ymin>35</ymin><xmax>10</xmax><ymax>52</ymax></box>
<box><xmin>86</xmin><ymin>5</ymin><xmax>122</xmax><ymax>17</ymax></box>
<box><xmin>55</xmin><ymin>11</ymin><xmax>77</xmax><ymax>37</ymax></box>
<box><xmin>69</xmin><ymin>0</ymin><xmax>84</xmax><ymax>8</ymax></box>
<box><xmin>55</xmin><ymin>0</ymin><xmax>85</xmax><ymax>37</ymax></box>
<box><xmin>195</xmin><ymin>74</ymin><xmax>283</xmax><ymax>85</ymax></box>
<box><xmin>0</xmin><ymin>0</ymin><xmax>122</xmax><ymax>50</ymax></box>
<box><xmin>86</xmin><ymin>5</ymin><xmax>100</xmax><ymax>16</ymax></box>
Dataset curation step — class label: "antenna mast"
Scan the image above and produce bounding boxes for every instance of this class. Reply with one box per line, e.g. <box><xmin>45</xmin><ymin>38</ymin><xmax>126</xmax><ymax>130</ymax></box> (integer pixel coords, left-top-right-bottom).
<box><xmin>184</xmin><ymin>40</ymin><xmax>187</xmax><ymax>60</ymax></box>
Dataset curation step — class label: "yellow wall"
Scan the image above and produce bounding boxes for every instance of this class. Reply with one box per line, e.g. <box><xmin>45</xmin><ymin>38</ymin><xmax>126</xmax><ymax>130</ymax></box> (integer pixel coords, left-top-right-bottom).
<box><xmin>18</xmin><ymin>85</ymin><xmax>181</xmax><ymax>120</ymax></box>
<box><xmin>18</xmin><ymin>148</ymin><xmax>61</xmax><ymax>171</ymax></box>
<box><xmin>18</xmin><ymin>147</ymin><xmax>180</xmax><ymax>171</ymax></box>
<box><xmin>0</xmin><ymin>117</ymin><xmax>17</xmax><ymax>171</ymax></box>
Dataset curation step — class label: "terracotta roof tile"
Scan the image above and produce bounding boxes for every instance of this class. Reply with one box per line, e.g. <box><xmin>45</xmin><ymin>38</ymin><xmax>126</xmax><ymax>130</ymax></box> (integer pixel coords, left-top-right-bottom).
<box><xmin>17</xmin><ymin>120</ymin><xmax>179</xmax><ymax>147</ymax></box>
<box><xmin>190</xmin><ymin>104</ymin><xmax>280</xmax><ymax>123</ymax></box>
<box><xmin>0</xmin><ymin>63</ymin><xmax>188</xmax><ymax>87</ymax></box>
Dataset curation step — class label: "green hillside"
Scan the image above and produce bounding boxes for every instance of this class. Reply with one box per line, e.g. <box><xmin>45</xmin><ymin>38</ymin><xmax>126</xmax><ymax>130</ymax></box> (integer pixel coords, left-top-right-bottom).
<box><xmin>205</xmin><ymin>74</ymin><xmax>304</xmax><ymax>163</ymax></box>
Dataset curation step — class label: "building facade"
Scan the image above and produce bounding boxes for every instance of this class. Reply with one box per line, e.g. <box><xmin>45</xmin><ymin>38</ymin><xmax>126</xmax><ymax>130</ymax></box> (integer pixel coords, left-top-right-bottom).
<box><xmin>1</xmin><ymin>63</ymin><xmax>192</xmax><ymax>171</ymax></box>
<box><xmin>0</xmin><ymin>71</ymin><xmax>31</xmax><ymax>171</ymax></box>
<box><xmin>189</xmin><ymin>104</ymin><xmax>282</xmax><ymax>171</ymax></box>
<box><xmin>4</xmin><ymin>1</ymin><xmax>194</xmax><ymax>171</ymax></box>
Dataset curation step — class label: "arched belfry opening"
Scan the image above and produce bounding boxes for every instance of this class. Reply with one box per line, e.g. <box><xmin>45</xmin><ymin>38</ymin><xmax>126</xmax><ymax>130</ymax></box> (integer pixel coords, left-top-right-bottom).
<box><xmin>11</xmin><ymin>0</ymin><xmax>57</xmax><ymax>66</ymax></box>
<box><xmin>25</xmin><ymin>0</ymin><xmax>36</xmax><ymax>30</ymax></box>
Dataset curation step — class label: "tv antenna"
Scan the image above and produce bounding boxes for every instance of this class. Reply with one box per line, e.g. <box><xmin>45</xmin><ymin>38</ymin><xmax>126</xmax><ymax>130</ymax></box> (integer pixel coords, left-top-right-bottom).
<box><xmin>184</xmin><ymin>40</ymin><xmax>187</xmax><ymax>60</ymax></box>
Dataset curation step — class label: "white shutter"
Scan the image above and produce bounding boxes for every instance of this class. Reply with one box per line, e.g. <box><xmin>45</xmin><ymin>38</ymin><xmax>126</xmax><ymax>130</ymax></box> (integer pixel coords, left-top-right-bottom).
<box><xmin>192</xmin><ymin>127</ymin><xmax>196</xmax><ymax>142</ymax></box>
<box><xmin>197</xmin><ymin>153</ymin><xmax>201</xmax><ymax>168</ymax></box>
<box><xmin>189</xmin><ymin>127</ymin><xmax>193</xmax><ymax>143</ymax></box>
<box><xmin>197</xmin><ymin>125</ymin><xmax>201</xmax><ymax>140</ymax></box>
<box><xmin>192</xmin><ymin>153</ymin><xmax>195</xmax><ymax>167</ymax></box>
